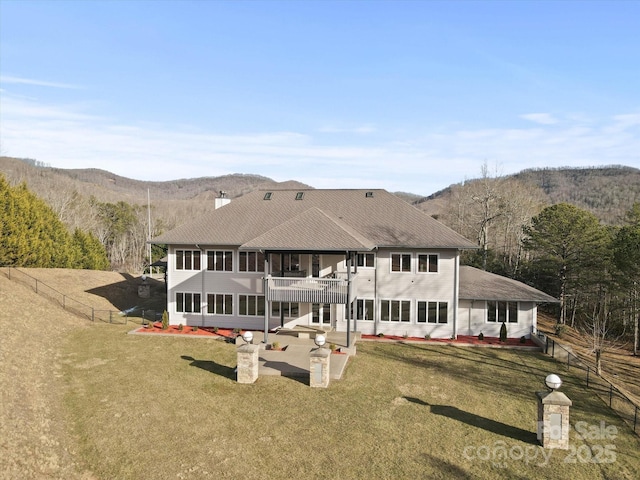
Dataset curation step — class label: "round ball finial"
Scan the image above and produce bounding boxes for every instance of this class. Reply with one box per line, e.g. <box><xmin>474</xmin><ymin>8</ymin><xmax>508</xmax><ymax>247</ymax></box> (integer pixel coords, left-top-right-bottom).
<box><xmin>242</xmin><ymin>331</ymin><xmax>253</xmax><ymax>344</ymax></box>
<box><xmin>545</xmin><ymin>374</ymin><xmax>562</xmax><ymax>390</ymax></box>
<box><xmin>315</xmin><ymin>334</ymin><xmax>326</xmax><ymax>347</ymax></box>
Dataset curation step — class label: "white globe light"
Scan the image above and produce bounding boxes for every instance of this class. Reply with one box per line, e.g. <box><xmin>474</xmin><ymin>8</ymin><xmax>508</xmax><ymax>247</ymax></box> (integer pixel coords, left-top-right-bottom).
<box><xmin>141</xmin><ymin>274</ymin><xmax>147</xmax><ymax>281</ymax></box>
<box><xmin>315</xmin><ymin>334</ymin><xmax>326</xmax><ymax>347</ymax></box>
<box><xmin>545</xmin><ymin>374</ymin><xmax>562</xmax><ymax>390</ymax></box>
<box><xmin>242</xmin><ymin>331</ymin><xmax>253</xmax><ymax>344</ymax></box>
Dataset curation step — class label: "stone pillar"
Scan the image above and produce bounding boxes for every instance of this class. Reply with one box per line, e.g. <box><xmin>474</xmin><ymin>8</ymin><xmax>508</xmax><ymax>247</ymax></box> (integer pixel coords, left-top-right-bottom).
<box><xmin>310</xmin><ymin>348</ymin><xmax>331</xmax><ymax>388</ymax></box>
<box><xmin>236</xmin><ymin>344</ymin><xmax>260</xmax><ymax>384</ymax></box>
<box><xmin>536</xmin><ymin>390</ymin><xmax>572</xmax><ymax>449</ymax></box>
<box><xmin>138</xmin><ymin>283</ymin><xmax>150</xmax><ymax>298</ymax></box>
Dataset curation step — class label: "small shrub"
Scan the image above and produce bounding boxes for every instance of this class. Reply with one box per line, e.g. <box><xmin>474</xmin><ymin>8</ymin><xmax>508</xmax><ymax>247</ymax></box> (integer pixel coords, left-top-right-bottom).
<box><xmin>402</xmin><ymin>332</ymin><xmax>409</xmax><ymax>339</ymax></box>
<box><xmin>520</xmin><ymin>336</ymin><xmax>526</xmax><ymax>344</ymax></box>
<box><xmin>478</xmin><ymin>332</ymin><xmax>484</xmax><ymax>341</ymax></box>
<box><xmin>329</xmin><ymin>343</ymin><xmax>337</xmax><ymax>352</ymax></box>
<box><xmin>213</xmin><ymin>326</ymin><xmax>219</xmax><ymax>333</ymax></box>
<box><xmin>272</xmin><ymin>341</ymin><xmax>281</xmax><ymax>350</ymax></box>
<box><xmin>499</xmin><ymin>322</ymin><xmax>507</xmax><ymax>342</ymax></box>
<box><xmin>161</xmin><ymin>310</ymin><xmax>169</xmax><ymax>330</ymax></box>
<box><xmin>178</xmin><ymin>323</ymin><xmax>183</xmax><ymax>331</ymax></box>
<box><xmin>377</xmin><ymin>332</ymin><xmax>384</xmax><ymax>337</ymax></box>
<box><xmin>192</xmin><ymin>326</ymin><xmax>199</xmax><ymax>332</ymax></box>
<box><xmin>424</xmin><ymin>334</ymin><xmax>431</xmax><ymax>340</ymax></box>
<box><xmin>233</xmin><ymin>327</ymin><xmax>241</xmax><ymax>334</ymax></box>
<box><xmin>555</xmin><ymin>324</ymin><xmax>567</xmax><ymax>337</ymax></box>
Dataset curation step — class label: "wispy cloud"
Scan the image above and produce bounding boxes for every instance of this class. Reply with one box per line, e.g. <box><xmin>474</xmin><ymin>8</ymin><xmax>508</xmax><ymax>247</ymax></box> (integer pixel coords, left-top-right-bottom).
<box><xmin>520</xmin><ymin>113</ymin><xmax>559</xmax><ymax>125</ymax></box>
<box><xmin>317</xmin><ymin>124</ymin><xmax>377</xmax><ymax>134</ymax></box>
<box><xmin>0</xmin><ymin>75</ymin><xmax>82</xmax><ymax>90</ymax></box>
<box><xmin>1</xmin><ymin>92</ymin><xmax>638</xmax><ymax>195</ymax></box>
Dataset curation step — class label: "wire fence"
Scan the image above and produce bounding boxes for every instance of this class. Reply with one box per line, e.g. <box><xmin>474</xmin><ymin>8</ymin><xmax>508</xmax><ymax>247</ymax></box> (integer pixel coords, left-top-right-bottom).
<box><xmin>533</xmin><ymin>331</ymin><xmax>639</xmax><ymax>435</ymax></box>
<box><xmin>0</xmin><ymin>266</ymin><xmax>160</xmax><ymax>325</ymax></box>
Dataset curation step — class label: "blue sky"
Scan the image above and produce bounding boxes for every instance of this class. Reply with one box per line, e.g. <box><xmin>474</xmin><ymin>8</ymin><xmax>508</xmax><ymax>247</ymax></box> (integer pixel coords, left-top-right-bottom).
<box><xmin>1</xmin><ymin>0</ymin><xmax>638</xmax><ymax>195</ymax></box>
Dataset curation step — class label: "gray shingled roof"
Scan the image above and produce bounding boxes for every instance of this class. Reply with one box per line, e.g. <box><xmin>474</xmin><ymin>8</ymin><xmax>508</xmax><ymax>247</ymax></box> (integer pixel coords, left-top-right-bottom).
<box><xmin>152</xmin><ymin>189</ymin><xmax>478</xmax><ymax>250</ymax></box>
<box><xmin>459</xmin><ymin>266</ymin><xmax>558</xmax><ymax>303</ymax></box>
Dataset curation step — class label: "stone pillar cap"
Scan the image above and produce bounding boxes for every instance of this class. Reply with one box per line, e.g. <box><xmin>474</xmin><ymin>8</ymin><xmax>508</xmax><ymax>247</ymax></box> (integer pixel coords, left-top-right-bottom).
<box><xmin>237</xmin><ymin>343</ymin><xmax>260</xmax><ymax>353</ymax></box>
<box><xmin>536</xmin><ymin>390</ymin><xmax>572</xmax><ymax>406</ymax></box>
<box><xmin>310</xmin><ymin>347</ymin><xmax>331</xmax><ymax>358</ymax></box>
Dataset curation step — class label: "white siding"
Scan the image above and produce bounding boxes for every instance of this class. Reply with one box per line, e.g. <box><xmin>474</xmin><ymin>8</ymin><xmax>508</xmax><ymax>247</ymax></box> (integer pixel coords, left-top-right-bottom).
<box><xmin>458</xmin><ymin>299</ymin><xmax>536</xmax><ymax>339</ymax></box>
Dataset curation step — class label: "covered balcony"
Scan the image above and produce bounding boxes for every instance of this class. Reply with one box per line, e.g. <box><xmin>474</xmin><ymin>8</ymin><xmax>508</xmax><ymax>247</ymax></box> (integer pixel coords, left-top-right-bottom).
<box><xmin>265</xmin><ymin>273</ymin><xmax>351</xmax><ymax>305</ymax></box>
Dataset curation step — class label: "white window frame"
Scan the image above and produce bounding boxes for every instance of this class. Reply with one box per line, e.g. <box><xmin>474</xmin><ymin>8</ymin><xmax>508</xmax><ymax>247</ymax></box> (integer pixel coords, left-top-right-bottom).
<box><xmin>207</xmin><ymin>250</ymin><xmax>233</xmax><ymax>272</ymax></box>
<box><xmin>390</xmin><ymin>253</ymin><xmax>412</xmax><ymax>273</ymax></box>
<box><xmin>417</xmin><ymin>253</ymin><xmax>439</xmax><ymax>273</ymax></box>
<box><xmin>175</xmin><ymin>249</ymin><xmax>201</xmax><ymax>271</ymax></box>
<box><xmin>417</xmin><ymin>300</ymin><xmax>448</xmax><ymax>324</ymax></box>
<box><xmin>238</xmin><ymin>294</ymin><xmax>266</xmax><ymax>317</ymax></box>
<box><xmin>486</xmin><ymin>301</ymin><xmax>519</xmax><ymax>323</ymax></box>
<box><xmin>239</xmin><ymin>251</ymin><xmax>265</xmax><ymax>273</ymax></box>
<box><xmin>352</xmin><ymin>298</ymin><xmax>375</xmax><ymax>321</ymax></box>
<box><xmin>380</xmin><ymin>299</ymin><xmax>411</xmax><ymax>322</ymax></box>
<box><xmin>176</xmin><ymin>292</ymin><xmax>201</xmax><ymax>313</ymax></box>
<box><xmin>206</xmin><ymin>293</ymin><xmax>233</xmax><ymax>315</ymax></box>
<box><xmin>356</xmin><ymin>253</ymin><xmax>375</xmax><ymax>268</ymax></box>
<box><xmin>271</xmin><ymin>302</ymin><xmax>299</xmax><ymax>319</ymax></box>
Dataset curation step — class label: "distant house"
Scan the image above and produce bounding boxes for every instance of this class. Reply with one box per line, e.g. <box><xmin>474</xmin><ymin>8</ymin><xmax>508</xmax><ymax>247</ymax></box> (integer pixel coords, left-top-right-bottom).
<box><xmin>151</xmin><ymin>189</ymin><xmax>556</xmax><ymax>342</ymax></box>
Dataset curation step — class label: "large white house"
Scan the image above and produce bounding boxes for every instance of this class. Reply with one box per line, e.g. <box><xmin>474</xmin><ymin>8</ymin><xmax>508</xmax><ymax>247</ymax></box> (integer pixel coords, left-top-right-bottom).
<box><xmin>152</xmin><ymin>189</ymin><xmax>556</xmax><ymax>343</ymax></box>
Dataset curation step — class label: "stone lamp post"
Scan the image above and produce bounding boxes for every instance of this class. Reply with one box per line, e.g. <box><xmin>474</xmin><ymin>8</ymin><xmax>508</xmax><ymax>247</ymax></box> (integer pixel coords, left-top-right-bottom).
<box><xmin>536</xmin><ymin>374</ymin><xmax>572</xmax><ymax>449</ymax></box>
<box><xmin>310</xmin><ymin>334</ymin><xmax>330</xmax><ymax>388</ymax></box>
<box><xmin>236</xmin><ymin>331</ymin><xmax>259</xmax><ymax>384</ymax></box>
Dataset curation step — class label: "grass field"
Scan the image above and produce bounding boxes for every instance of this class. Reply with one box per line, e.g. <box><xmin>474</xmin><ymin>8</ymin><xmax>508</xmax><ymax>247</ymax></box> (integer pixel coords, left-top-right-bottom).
<box><xmin>59</xmin><ymin>322</ymin><xmax>640</xmax><ymax>479</ymax></box>
<box><xmin>2</xmin><ymin>269</ymin><xmax>639</xmax><ymax>479</ymax></box>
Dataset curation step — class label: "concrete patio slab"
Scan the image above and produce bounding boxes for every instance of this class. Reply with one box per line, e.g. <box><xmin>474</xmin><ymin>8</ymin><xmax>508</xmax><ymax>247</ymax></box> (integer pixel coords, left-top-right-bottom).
<box><xmin>239</xmin><ymin>330</ymin><xmax>356</xmax><ymax>381</ymax></box>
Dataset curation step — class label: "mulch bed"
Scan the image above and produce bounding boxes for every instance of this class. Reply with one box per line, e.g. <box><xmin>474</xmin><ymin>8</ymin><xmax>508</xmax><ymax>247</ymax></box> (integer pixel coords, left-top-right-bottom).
<box><xmin>134</xmin><ymin>325</ymin><xmax>537</xmax><ymax>348</ymax></box>
<box><xmin>361</xmin><ymin>334</ymin><xmax>538</xmax><ymax>347</ymax></box>
<box><xmin>134</xmin><ymin>323</ymin><xmax>240</xmax><ymax>339</ymax></box>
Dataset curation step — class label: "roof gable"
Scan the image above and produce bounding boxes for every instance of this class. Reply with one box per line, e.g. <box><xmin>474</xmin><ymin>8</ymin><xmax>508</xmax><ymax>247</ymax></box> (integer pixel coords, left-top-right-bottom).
<box><xmin>241</xmin><ymin>207</ymin><xmax>376</xmax><ymax>251</ymax></box>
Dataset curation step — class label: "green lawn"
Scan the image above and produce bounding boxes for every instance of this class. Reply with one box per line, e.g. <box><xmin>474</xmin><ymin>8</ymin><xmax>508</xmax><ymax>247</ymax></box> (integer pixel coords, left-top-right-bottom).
<box><xmin>62</xmin><ymin>323</ymin><xmax>640</xmax><ymax>479</ymax></box>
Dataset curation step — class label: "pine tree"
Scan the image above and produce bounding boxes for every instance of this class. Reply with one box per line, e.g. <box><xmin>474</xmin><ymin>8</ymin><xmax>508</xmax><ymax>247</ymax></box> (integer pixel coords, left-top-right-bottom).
<box><xmin>523</xmin><ymin>203</ymin><xmax>610</xmax><ymax>324</ymax></box>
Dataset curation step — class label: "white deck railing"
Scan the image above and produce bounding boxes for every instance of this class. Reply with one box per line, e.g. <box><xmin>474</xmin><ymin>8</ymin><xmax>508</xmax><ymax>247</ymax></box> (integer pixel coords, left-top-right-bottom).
<box><xmin>265</xmin><ymin>276</ymin><xmax>349</xmax><ymax>304</ymax></box>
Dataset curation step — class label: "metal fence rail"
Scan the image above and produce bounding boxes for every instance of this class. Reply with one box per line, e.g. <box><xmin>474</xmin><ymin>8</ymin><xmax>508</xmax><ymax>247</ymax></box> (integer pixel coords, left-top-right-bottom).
<box><xmin>535</xmin><ymin>331</ymin><xmax>639</xmax><ymax>435</ymax></box>
<box><xmin>1</xmin><ymin>266</ymin><xmax>139</xmax><ymax>325</ymax></box>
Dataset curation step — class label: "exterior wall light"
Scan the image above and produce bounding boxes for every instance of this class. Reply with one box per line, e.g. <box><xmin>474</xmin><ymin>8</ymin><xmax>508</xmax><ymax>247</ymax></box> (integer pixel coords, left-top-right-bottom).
<box><xmin>242</xmin><ymin>331</ymin><xmax>253</xmax><ymax>344</ymax></box>
<box><xmin>315</xmin><ymin>334</ymin><xmax>326</xmax><ymax>348</ymax></box>
<box><xmin>545</xmin><ymin>374</ymin><xmax>562</xmax><ymax>390</ymax></box>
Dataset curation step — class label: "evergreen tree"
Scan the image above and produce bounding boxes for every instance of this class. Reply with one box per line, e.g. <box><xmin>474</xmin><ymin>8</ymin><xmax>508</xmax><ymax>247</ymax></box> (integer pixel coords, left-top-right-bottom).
<box><xmin>72</xmin><ymin>229</ymin><xmax>110</xmax><ymax>270</ymax></box>
<box><xmin>0</xmin><ymin>175</ymin><xmax>109</xmax><ymax>269</ymax></box>
<box><xmin>612</xmin><ymin>203</ymin><xmax>640</xmax><ymax>355</ymax></box>
<box><xmin>523</xmin><ymin>203</ymin><xmax>610</xmax><ymax>324</ymax></box>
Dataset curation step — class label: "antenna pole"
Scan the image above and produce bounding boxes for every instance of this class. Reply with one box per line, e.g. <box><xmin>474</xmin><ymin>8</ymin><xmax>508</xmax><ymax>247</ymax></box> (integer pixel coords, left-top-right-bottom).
<box><xmin>147</xmin><ymin>188</ymin><xmax>152</xmax><ymax>275</ymax></box>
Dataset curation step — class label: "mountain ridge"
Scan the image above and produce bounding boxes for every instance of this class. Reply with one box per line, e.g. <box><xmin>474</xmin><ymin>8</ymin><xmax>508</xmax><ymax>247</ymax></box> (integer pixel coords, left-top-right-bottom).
<box><xmin>2</xmin><ymin>156</ymin><xmax>638</xmax><ymax>225</ymax></box>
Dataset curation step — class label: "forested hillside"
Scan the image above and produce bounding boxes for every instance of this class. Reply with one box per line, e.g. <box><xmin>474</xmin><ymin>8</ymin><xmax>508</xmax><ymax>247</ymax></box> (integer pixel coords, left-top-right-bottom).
<box><xmin>415</xmin><ymin>165</ymin><xmax>640</xmax><ymax>225</ymax></box>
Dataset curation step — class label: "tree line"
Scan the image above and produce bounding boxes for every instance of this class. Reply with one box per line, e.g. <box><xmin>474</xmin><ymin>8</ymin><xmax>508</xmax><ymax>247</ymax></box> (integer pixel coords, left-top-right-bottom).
<box><xmin>438</xmin><ymin>164</ymin><xmax>639</xmax><ymax>363</ymax></box>
<box><xmin>0</xmin><ymin>176</ymin><xmax>109</xmax><ymax>269</ymax></box>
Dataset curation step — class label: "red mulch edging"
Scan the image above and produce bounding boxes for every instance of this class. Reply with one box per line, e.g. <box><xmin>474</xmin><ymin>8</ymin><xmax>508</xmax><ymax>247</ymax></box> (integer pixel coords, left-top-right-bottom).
<box><xmin>361</xmin><ymin>334</ymin><xmax>537</xmax><ymax>347</ymax></box>
<box><xmin>134</xmin><ymin>326</ymin><xmax>537</xmax><ymax>348</ymax></box>
<box><xmin>134</xmin><ymin>324</ymin><xmax>240</xmax><ymax>339</ymax></box>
